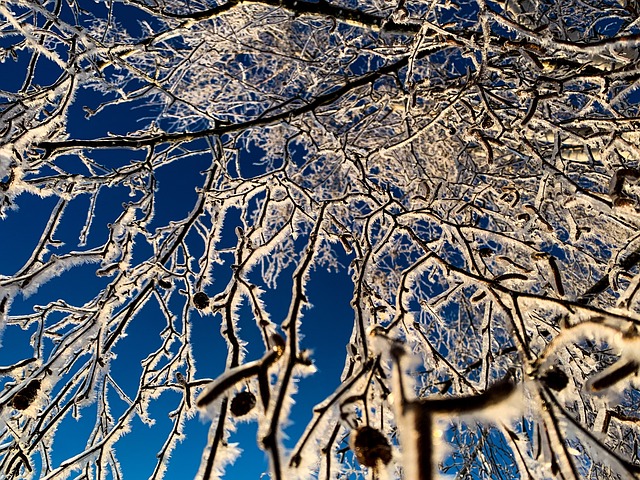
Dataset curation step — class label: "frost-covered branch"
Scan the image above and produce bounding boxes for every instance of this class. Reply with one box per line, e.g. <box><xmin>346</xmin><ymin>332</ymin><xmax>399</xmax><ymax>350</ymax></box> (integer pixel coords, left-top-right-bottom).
<box><xmin>3</xmin><ymin>0</ymin><xmax>640</xmax><ymax>478</ymax></box>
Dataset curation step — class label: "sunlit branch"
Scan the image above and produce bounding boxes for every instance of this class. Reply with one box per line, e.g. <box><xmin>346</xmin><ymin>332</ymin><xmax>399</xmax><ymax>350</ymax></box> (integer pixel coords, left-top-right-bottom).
<box><xmin>37</xmin><ymin>47</ymin><xmax>447</xmax><ymax>157</ymax></box>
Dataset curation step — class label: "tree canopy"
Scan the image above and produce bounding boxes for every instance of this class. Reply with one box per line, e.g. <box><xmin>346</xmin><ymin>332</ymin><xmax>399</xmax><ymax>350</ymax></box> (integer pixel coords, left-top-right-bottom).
<box><xmin>1</xmin><ymin>0</ymin><xmax>640</xmax><ymax>478</ymax></box>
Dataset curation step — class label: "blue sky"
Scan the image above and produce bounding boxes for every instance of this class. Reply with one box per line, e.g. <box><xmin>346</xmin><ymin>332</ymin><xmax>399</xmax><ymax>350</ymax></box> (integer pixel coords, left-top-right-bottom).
<box><xmin>0</xmin><ymin>146</ymin><xmax>355</xmax><ymax>479</ymax></box>
<box><xmin>0</xmin><ymin>2</ymin><xmax>358</xmax><ymax>477</ymax></box>
<box><xmin>0</xmin><ymin>86</ymin><xmax>356</xmax><ymax>475</ymax></box>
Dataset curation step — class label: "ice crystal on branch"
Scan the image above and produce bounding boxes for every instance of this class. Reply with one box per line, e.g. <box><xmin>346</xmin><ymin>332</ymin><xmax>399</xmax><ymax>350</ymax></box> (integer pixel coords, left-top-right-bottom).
<box><xmin>1</xmin><ymin>0</ymin><xmax>640</xmax><ymax>478</ymax></box>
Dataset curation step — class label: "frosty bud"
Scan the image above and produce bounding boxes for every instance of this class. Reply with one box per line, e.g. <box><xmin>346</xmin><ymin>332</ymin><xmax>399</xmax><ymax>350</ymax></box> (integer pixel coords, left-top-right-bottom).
<box><xmin>193</xmin><ymin>292</ymin><xmax>209</xmax><ymax>310</ymax></box>
<box><xmin>12</xmin><ymin>379</ymin><xmax>41</xmax><ymax>410</ymax></box>
<box><xmin>230</xmin><ymin>391</ymin><xmax>256</xmax><ymax>417</ymax></box>
<box><xmin>351</xmin><ymin>426</ymin><xmax>392</xmax><ymax>467</ymax></box>
<box><xmin>540</xmin><ymin>366</ymin><xmax>568</xmax><ymax>391</ymax></box>
<box><xmin>157</xmin><ymin>278</ymin><xmax>172</xmax><ymax>289</ymax></box>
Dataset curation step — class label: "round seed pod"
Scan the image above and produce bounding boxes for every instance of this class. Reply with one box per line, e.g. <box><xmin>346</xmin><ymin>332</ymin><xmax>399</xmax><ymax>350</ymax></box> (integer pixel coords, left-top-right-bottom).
<box><xmin>351</xmin><ymin>426</ymin><xmax>392</xmax><ymax>468</ymax></box>
<box><xmin>193</xmin><ymin>292</ymin><xmax>209</xmax><ymax>310</ymax></box>
<box><xmin>540</xmin><ymin>366</ymin><xmax>569</xmax><ymax>391</ymax></box>
<box><xmin>12</xmin><ymin>379</ymin><xmax>41</xmax><ymax>410</ymax></box>
<box><xmin>230</xmin><ymin>391</ymin><xmax>256</xmax><ymax>417</ymax></box>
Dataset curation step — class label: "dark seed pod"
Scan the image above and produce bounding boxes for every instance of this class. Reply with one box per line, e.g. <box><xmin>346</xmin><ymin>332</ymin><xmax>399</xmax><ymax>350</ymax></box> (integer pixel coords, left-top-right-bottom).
<box><xmin>12</xmin><ymin>379</ymin><xmax>41</xmax><ymax>410</ymax></box>
<box><xmin>157</xmin><ymin>278</ymin><xmax>172</xmax><ymax>289</ymax></box>
<box><xmin>351</xmin><ymin>426</ymin><xmax>392</xmax><ymax>468</ymax></box>
<box><xmin>230</xmin><ymin>391</ymin><xmax>256</xmax><ymax>417</ymax></box>
<box><xmin>193</xmin><ymin>292</ymin><xmax>209</xmax><ymax>310</ymax></box>
<box><xmin>540</xmin><ymin>366</ymin><xmax>569</xmax><ymax>391</ymax></box>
